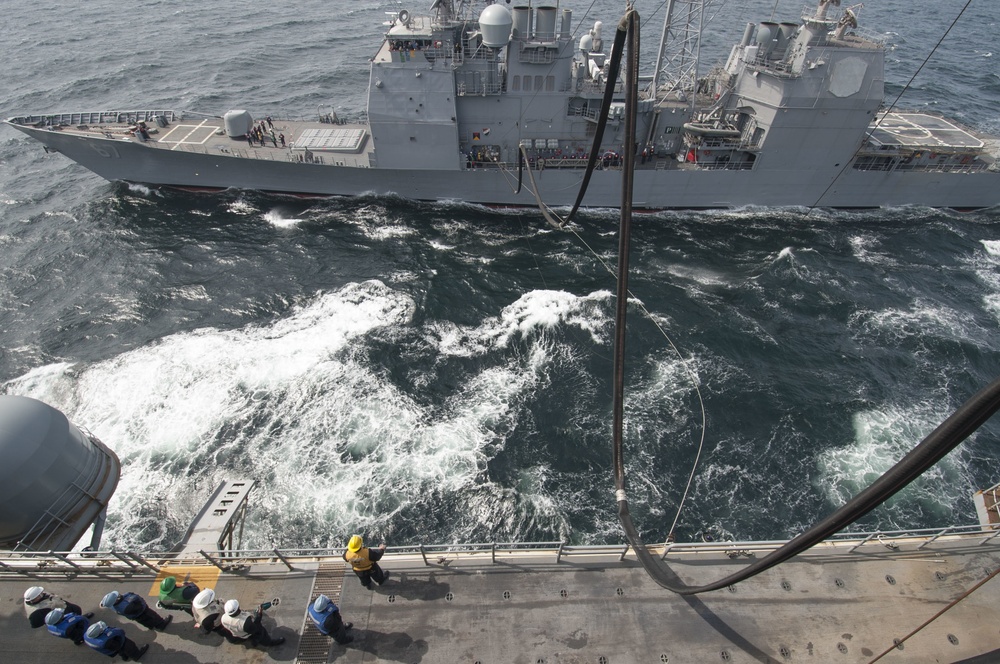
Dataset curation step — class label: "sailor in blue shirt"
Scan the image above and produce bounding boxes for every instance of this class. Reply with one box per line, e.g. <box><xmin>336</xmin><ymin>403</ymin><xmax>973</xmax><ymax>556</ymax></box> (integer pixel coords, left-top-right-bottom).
<box><xmin>44</xmin><ymin>607</ymin><xmax>90</xmax><ymax>645</ymax></box>
<box><xmin>307</xmin><ymin>594</ymin><xmax>354</xmax><ymax>644</ymax></box>
<box><xmin>84</xmin><ymin>620</ymin><xmax>149</xmax><ymax>661</ymax></box>
<box><xmin>101</xmin><ymin>590</ymin><xmax>172</xmax><ymax>630</ymax></box>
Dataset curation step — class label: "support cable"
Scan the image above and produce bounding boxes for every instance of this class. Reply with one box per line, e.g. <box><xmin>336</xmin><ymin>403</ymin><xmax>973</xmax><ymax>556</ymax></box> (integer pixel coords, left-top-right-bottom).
<box><xmin>603</xmin><ymin>0</ymin><xmax>1000</xmax><ymax>599</ymax></box>
<box><xmin>807</xmin><ymin>0</ymin><xmax>974</xmax><ymax>210</ymax></box>
<box><xmin>867</xmin><ymin>564</ymin><xmax>1000</xmax><ymax>663</ymax></box>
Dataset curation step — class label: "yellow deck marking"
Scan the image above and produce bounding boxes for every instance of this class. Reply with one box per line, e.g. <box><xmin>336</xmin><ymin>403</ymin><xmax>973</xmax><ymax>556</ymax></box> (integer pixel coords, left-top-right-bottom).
<box><xmin>148</xmin><ymin>565</ymin><xmax>222</xmax><ymax>597</ymax></box>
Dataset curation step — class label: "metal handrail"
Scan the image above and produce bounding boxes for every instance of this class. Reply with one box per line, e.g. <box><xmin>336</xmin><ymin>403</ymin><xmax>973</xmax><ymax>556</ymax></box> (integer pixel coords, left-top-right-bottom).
<box><xmin>1</xmin><ymin>524</ymin><xmax>997</xmax><ymax>577</ymax></box>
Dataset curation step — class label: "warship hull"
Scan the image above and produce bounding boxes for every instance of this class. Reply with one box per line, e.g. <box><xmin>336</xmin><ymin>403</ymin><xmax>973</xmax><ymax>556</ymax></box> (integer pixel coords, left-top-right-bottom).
<box><xmin>9</xmin><ymin>118</ymin><xmax>1000</xmax><ymax>209</ymax></box>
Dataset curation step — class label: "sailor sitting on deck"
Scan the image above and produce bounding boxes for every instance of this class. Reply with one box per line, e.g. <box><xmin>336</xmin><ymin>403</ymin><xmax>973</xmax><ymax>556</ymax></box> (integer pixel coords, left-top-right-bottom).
<box><xmin>158</xmin><ymin>576</ymin><xmax>200</xmax><ymax>614</ymax></box>
<box><xmin>84</xmin><ymin>621</ymin><xmax>149</xmax><ymax>661</ymax></box>
<box><xmin>307</xmin><ymin>594</ymin><xmax>354</xmax><ymax>644</ymax></box>
<box><xmin>23</xmin><ymin>585</ymin><xmax>89</xmax><ymax>628</ymax></box>
<box><xmin>220</xmin><ymin>599</ymin><xmax>285</xmax><ymax>647</ymax></box>
<box><xmin>44</xmin><ymin>607</ymin><xmax>90</xmax><ymax>645</ymax></box>
<box><xmin>192</xmin><ymin>588</ymin><xmax>227</xmax><ymax>634</ymax></box>
<box><xmin>101</xmin><ymin>590</ymin><xmax>172</xmax><ymax>631</ymax></box>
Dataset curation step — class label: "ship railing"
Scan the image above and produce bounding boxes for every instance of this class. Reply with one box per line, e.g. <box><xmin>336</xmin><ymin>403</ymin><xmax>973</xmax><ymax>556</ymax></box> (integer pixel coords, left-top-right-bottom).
<box><xmin>2</xmin><ymin>524</ymin><xmax>999</xmax><ymax>577</ymax></box>
<box><xmin>10</xmin><ymin>110</ymin><xmax>176</xmax><ymax>128</ymax></box>
<box><xmin>831</xmin><ymin>26</ymin><xmax>888</xmax><ymax>49</ymax></box>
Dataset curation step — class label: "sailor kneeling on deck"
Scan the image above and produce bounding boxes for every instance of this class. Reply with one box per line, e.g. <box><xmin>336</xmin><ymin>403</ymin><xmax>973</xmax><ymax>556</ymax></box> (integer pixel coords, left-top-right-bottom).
<box><xmin>221</xmin><ymin>599</ymin><xmax>285</xmax><ymax>647</ymax></box>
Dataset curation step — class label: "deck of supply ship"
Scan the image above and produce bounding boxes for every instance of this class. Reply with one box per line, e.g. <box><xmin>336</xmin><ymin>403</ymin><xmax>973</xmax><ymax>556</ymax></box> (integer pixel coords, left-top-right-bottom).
<box><xmin>5</xmin><ymin>530</ymin><xmax>1000</xmax><ymax>663</ymax></box>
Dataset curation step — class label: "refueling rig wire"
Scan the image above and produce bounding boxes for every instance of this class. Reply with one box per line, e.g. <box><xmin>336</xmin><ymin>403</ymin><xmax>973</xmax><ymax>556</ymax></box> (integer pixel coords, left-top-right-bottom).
<box><xmin>602</xmin><ymin>2</ymin><xmax>1000</xmax><ymax>598</ymax></box>
<box><xmin>527</xmin><ymin>1</ymin><xmax>1000</xmax><ymax>597</ymax></box>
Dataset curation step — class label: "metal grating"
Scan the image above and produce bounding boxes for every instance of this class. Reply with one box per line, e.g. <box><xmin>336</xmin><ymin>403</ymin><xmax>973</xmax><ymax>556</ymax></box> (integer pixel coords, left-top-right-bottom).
<box><xmin>295</xmin><ymin>561</ymin><xmax>347</xmax><ymax>664</ymax></box>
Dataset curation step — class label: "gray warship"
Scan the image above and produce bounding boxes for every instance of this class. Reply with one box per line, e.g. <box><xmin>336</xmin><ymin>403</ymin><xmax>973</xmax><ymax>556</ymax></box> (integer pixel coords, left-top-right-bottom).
<box><xmin>5</xmin><ymin>0</ymin><xmax>1000</xmax><ymax>209</ymax></box>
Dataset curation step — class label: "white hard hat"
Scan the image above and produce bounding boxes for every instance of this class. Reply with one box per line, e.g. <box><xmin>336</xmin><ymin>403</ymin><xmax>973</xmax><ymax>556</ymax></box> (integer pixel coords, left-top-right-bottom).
<box><xmin>313</xmin><ymin>594</ymin><xmax>329</xmax><ymax>612</ymax></box>
<box><xmin>101</xmin><ymin>591</ymin><xmax>120</xmax><ymax>608</ymax></box>
<box><xmin>224</xmin><ymin>599</ymin><xmax>240</xmax><ymax>616</ymax></box>
<box><xmin>86</xmin><ymin>622</ymin><xmax>108</xmax><ymax>639</ymax></box>
<box><xmin>193</xmin><ymin>588</ymin><xmax>216</xmax><ymax>609</ymax></box>
<box><xmin>24</xmin><ymin>586</ymin><xmax>44</xmax><ymax>603</ymax></box>
<box><xmin>45</xmin><ymin>608</ymin><xmax>64</xmax><ymax>626</ymax></box>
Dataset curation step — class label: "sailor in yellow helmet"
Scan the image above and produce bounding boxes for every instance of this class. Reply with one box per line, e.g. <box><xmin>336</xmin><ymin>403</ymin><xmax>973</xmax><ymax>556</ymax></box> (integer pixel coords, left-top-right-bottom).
<box><xmin>342</xmin><ymin>535</ymin><xmax>391</xmax><ymax>589</ymax></box>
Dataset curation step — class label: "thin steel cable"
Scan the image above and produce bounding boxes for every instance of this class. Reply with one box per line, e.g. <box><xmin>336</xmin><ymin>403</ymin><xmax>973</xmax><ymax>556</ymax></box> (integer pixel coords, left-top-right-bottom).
<box><xmin>808</xmin><ymin>0</ymin><xmax>975</xmax><ymax>210</ymax></box>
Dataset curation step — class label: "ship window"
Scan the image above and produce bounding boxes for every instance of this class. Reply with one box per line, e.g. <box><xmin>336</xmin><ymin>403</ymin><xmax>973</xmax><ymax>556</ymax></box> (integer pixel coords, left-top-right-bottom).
<box><xmin>534</xmin><ymin>75</ymin><xmax>544</xmax><ymax>90</ymax></box>
<box><xmin>524</xmin><ymin>76</ymin><xmax>532</xmax><ymax>91</ymax></box>
<box><xmin>512</xmin><ymin>75</ymin><xmax>520</xmax><ymax>91</ymax></box>
<box><xmin>546</xmin><ymin>75</ymin><xmax>555</xmax><ymax>91</ymax></box>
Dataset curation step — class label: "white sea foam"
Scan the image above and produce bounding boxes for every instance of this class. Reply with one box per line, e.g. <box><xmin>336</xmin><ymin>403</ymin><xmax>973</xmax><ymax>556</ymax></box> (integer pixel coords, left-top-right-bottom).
<box><xmin>850</xmin><ymin>299</ymin><xmax>985</xmax><ymax>349</ymax></box>
<box><xmin>262</xmin><ymin>209</ymin><xmax>304</xmax><ymax>227</ymax></box>
<box><xmin>815</xmin><ymin>402</ymin><xmax>970</xmax><ymax>521</ymax></box>
<box><xmin>2</xmin><ymin>282</ymin><xmax>617</xmax><ymax>549</ymax></box>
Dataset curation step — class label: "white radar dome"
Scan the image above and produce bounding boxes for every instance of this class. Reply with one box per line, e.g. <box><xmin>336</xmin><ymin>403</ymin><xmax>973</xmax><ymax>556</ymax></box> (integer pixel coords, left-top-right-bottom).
<box><xmin>479</xmin><ymin>4</ymin><xmax>513</xmax><ymax>48</ymax></box>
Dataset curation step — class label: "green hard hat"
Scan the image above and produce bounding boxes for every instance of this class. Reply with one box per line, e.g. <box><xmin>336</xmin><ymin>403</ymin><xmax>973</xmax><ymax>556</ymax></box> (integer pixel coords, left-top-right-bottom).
<box><xmin>160</xmin><ymin>576</ymin><xmax>177</xmax><ymax>592</ymax></box>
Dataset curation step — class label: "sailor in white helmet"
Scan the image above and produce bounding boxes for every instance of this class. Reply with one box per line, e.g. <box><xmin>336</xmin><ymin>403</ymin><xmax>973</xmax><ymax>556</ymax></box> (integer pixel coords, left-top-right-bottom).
<box><xmin>23</xmin><ymin>586</ymin><xmax>91</xmax><ymax>628</ymax></box>
<box><xmin>220</xmin><ymin>598</ymin><xmax>285</xmax><ymax>647</ymax></box>
<box><xmin>192</xmin><ymin>588</ymin><xmax>226</xmax><ymax>634</ymax></box>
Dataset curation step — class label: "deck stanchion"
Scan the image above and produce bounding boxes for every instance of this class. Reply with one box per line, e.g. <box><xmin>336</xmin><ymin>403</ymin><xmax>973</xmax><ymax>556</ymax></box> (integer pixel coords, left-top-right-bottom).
<box><xmin>111</xmin><ymin>550</ymin><xmax>140</xmax><ymax>570</ymax></box>
<box><xmin>48</xmin><ymin>550</ymin><xmax>82</xmax><ymax>571</ymax></box>
<box><xmin>127</xmin><ymin>551</ymin><xmax>161</xmax><ymax>573</ymax></box>
<box><xmin>0</xmin><ymin>559</ymin><xmax>29</xmax><ymax>575</ymax></box>
<box><xmin>419</xmin><ymin>543</ymin><xmax>429</xmax><ymax>567</ymax></box>
<box><xmin>199</xmin><ymin>549</ymin><xmax>226</xmax><ymax>570</ymax></box>
<box><xmin>273</xmin><ymin>548</ymin><xmax>294</xmax><ymax>571</ymax></box>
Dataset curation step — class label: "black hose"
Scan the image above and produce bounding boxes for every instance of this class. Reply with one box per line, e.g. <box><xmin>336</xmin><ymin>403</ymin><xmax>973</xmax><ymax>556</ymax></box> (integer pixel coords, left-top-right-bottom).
<box><xmin>616</xmin><ymin>375</ymin><xmax>1000</xmax><ymax>594</ymax></box>
<box><xmin>566</xmin><ymin>18</ymin><xmax>631</xmax><ymax>224</ymax></box>
<box><xmin>606</xmin><ymin>4</ymin><xmax>1000</xmax><ymax>596</ymax></box>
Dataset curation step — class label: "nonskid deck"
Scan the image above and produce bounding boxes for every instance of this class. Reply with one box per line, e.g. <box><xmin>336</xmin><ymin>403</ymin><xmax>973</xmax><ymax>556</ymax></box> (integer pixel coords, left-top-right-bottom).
<box><xmin>5</xmin><ymin>529</ymin><xmax>1000</xmax><ymax>663</ymax></box>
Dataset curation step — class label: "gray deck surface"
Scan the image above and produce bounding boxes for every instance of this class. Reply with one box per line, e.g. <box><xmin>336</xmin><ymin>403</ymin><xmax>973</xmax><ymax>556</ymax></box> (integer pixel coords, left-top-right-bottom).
<box><xmin>5</xmin><ymin>536</ymin><xmax>1000</xmax><ymax>663</ymax></box>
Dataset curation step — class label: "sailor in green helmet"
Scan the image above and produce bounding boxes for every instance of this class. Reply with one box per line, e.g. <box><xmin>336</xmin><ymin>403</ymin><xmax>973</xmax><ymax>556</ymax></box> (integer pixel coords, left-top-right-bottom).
<box><xmin>157</xmin><ymin>576</ymin><xmax>200</xmax><ymax>614</ymax></box>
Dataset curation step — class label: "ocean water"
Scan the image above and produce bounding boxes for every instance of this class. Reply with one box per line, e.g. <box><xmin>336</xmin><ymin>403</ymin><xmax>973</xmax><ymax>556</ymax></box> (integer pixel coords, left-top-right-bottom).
<box><xmin>1</xmin><ymin>0</ymin><xmax>999</xmax><ymax>552</ymax></box>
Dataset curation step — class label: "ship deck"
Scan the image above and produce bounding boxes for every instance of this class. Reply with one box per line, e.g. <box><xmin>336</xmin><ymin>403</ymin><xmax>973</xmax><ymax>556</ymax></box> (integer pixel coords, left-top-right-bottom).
<box><xmin>868</xmin><ymin>112</ymin><xmax>986</xmax><ymax>151</ymax></box>
<box><xmin>6</xmin><ymin>111</ymin><xmax>376</xmax><ymax>169</ymax></box>
<box><xmin>5</xmin><ymin>533</ymin><xmax>1000</xmax><ymax>663</ymax></box>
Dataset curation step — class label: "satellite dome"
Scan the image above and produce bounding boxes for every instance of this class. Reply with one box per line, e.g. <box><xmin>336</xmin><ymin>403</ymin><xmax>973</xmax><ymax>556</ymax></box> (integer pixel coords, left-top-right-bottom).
<box><xmin>479</xmin><ymin>4</ymin><xmax>513</xmax><ymax>48</ymax></box>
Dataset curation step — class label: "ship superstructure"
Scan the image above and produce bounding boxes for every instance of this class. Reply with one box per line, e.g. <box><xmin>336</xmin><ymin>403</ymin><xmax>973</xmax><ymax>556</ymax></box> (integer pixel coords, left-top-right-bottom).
<box><xmin>5</xmin><ymin>0</ymin><xmax>999</xmax><ymax>208</ymax></box>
